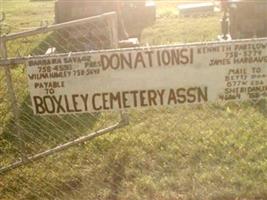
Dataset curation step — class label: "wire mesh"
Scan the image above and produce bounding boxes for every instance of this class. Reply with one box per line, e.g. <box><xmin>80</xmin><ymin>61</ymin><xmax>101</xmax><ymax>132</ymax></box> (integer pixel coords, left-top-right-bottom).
<box><xmin>5</xmin><ymin>18</ymin><xmax>114</xmax><ymax>58</ymax></box>
<box><xmin>0</xmin><ymin>12</ymin><xmax>128</xmax><ymax>199</ymax></box>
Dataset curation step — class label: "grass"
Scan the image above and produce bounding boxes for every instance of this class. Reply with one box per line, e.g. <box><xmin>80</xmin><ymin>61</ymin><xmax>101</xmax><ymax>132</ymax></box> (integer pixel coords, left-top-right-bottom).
<box><xmin>0</xmin><ymin>1</ymin><xmax>267</xmax><ymax>200</ymax></box>
<box><xmin>1</xmin><ymin>0</ymin><xmax>54</xmax><ymax>32</ymax></box>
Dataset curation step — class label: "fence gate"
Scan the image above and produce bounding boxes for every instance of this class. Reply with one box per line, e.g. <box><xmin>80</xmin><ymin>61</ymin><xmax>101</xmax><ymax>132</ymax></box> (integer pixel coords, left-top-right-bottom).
<box><xmin>0</xmin><ymin>12</ymin><xmax>129</xmax><ymax>173</ymax></box>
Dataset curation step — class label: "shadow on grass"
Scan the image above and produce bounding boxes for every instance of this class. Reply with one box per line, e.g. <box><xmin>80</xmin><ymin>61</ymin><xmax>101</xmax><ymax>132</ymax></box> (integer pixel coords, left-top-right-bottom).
<box><xmin>257</xmin><ymin>99</ymin><xmax>267</xmax><ymax>117</ymax></box>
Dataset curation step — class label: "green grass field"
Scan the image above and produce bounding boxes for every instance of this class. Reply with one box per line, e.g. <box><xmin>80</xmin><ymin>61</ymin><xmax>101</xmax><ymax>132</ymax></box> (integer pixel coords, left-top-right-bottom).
<box><xmin>0</xmin><ymin>1</ymin><xmax>267</xmax><ymax>200</ymax></box>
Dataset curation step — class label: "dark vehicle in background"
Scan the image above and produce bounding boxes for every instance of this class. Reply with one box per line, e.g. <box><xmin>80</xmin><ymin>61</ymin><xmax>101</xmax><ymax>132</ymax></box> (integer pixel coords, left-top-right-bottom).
<box><xmin>221</xmin><ymin>0</ymin><xmax>267</xmax><ymax>39</ymax></box>
<box><xmin>55</xmin><ymin>0</ymin><xmax>156</xmax><ymax>40</ymax></box>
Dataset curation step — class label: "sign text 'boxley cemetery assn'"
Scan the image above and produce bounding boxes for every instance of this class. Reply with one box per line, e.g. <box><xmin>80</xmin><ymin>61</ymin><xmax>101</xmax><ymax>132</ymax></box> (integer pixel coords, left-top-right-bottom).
<box><xmin>27</xmin><ymin>39</ymin><xmax>267</xmax><ymax>115</ymax></box>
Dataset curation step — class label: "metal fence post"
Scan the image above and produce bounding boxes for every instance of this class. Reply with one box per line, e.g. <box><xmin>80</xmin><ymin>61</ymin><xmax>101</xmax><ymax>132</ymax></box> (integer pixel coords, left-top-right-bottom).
<box><xmin>104</xmin><ymin>13</ymin><xmax>130</xmax><ymax>124</ymax></box>
<box><xmin>105</xmin><ymin>12</ymin><xmax>119</xmax><ymax>49</ymax></box>
<box><xmin>0</xmin><ymin>36</ymin><xmax>27</xmax><ymax>161</ymax></box>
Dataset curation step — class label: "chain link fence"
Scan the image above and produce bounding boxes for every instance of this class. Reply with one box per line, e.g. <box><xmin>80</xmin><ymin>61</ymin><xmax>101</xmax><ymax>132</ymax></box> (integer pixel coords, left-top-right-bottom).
<box><xmin>0</xmin><ymin>3</ymin><xmax>267</xmax><ymax>200</ymax></box>
<box><xmin>0</xmin><ymin>12</ymin><xmax>131</xmax><ymax>199</ymax></box>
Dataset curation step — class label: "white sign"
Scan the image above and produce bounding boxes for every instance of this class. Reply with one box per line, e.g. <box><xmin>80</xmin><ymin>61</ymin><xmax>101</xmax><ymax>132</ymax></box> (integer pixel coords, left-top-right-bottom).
<box><xmin>27</xmin><ymin>38</ymin><xmax>267</xmax><ymax>115</ymax></box>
